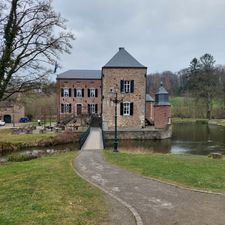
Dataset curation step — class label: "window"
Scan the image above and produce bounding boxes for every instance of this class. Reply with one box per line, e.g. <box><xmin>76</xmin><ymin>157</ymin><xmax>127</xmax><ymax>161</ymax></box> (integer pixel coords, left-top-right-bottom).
<box><xmin>120</xmin><ymin>102</ymin><xmax>133</xmax><ymax>116</ymax></box>
<box><xmin>63</xmin><ymin>88</ymin><xmax>69</xmax><ymax>96</ymax></box>
<box><xmin>88</xmin><ymin>88</ymin><xmax>98</xmax><ymax>97</ymax></box>
<box><xmin>90</xmin><ymin>88</ymin><xmax>95</xmax><ymax>97</ymax></box>
<box><xmin>74</xmin><ymin>88</ymin><xmax>84</xmax><ymax>97</ymax></box>
<box><xmin>76</xmin><ymin>88</ymin><xmax>82</xmax><ymax>97</ymax></box>
<box><xmin>123</xmin><ymin>102</ymin><xmax>130</xmax><ymax>115</ymax></box>
<box><xmin>88</xmin><ymin>104</ymin><xmax>98</xmax><ymax>114</ymax></box>
<box><xmin>90</xmin><ymin>104</ymin><xmax>95</xmax><ymax>113</ymax></box>
<box><xmin>124</xmin><ymin>81</ymin><xmax>131</xmax><ymax>93</ymax></box>
<box><xmin>61</xmin><ymin>104</ymin><xmax>72</xmax><ymax>113</ymax></box>
<box><xmin>61</xmin><ymin>88</ymin><xmax>71</xmax><ymax>97</ymax></box>
<box><xmin>120</xmin><ymin>80</ymin><xmax>134</xmax><ymax>93</ymax></box>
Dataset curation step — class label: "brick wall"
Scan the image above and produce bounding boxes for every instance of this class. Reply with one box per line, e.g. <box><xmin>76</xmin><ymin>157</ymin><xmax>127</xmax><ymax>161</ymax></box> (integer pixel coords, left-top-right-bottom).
<box><xmin>102</xmin><ymin>68</ymin><xmax>146</xmax><ymax>129</ymax></box>
<box><xmin>145</xmin><ymin>102</ymin><xmax>154</xmax><ymax>122</ymax></box>
<box><xmin>57</xmin><ymin>79</ymin><xmax>102</xmax><ymax>121</ymax></box>
<box><xmin>154</xmin><ymin>105</ymin><xmax>171</xmax><ymax>129</ymax></box>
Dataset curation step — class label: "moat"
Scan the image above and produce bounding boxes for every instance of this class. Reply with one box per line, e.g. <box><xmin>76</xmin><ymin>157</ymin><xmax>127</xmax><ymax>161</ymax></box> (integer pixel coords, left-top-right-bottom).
<box><xmin>106</xmin><ymin>123</ymin><xmax>225</xmax><ymax>155</ymax></box>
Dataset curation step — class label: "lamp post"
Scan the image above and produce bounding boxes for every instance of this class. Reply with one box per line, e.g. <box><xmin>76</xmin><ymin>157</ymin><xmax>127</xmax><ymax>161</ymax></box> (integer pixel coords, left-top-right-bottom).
<box><xmin>110</xmin><ymin>88</ymin><xmax>124</xmax><ymax>152</ymax></box>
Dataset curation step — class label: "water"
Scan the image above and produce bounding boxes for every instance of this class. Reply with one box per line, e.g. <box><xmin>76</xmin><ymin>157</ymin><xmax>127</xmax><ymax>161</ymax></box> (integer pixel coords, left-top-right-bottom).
<box><xmin>0</xmin><ymin>143</ymin><xmax>79</xmax><ymax>163</ymax></box>
<box><xmin>106</xmin><ymin>123</ymin><xmax>225</xmax><ymax>155</ymax></box>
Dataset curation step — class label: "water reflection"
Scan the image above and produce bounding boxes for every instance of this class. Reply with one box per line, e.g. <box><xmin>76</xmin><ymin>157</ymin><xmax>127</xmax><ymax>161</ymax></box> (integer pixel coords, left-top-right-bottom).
<box><xmin>106</xmin><ymin>123</ymin><xmax>225</xmax><ymax>155</ymax></box>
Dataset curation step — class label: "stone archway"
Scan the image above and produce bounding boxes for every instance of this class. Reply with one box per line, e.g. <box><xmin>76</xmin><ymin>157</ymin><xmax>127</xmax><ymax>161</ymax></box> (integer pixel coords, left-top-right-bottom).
<box><xmin>4</xmin><ymin>115</ymin><xmax>11</xmax><ymax>123</ymax></box>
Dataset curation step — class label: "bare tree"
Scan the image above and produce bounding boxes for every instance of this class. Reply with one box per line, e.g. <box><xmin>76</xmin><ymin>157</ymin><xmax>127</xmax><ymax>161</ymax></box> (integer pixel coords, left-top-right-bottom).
<box><xmin>0</xmin><ymin>0</ymin><xmax>74</xmax><ymax>101</ymax></box>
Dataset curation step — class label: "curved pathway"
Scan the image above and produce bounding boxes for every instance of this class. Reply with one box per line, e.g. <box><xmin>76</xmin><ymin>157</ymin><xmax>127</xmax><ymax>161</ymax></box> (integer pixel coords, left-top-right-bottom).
<box><xmin>74</xmin><ymin>128</ymin><xmax>225</xmax><ymax>225</ymax></box>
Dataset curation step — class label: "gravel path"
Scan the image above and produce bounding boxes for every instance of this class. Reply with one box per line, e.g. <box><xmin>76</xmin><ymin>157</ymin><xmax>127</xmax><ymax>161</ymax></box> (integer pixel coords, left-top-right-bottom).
<box><xmin>74</xmin><ymin>128</ymin><xmax>225</xmax><ymax>225</ymax></box>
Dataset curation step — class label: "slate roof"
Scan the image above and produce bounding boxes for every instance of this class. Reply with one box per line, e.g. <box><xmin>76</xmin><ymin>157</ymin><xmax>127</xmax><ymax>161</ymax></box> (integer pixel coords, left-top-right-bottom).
<box><xmin>103</xmin><ymin>47</ymin><xmax>146</xmax><ymax>68</ymax></box>
<box><xmin>56</xmin><ymin>70</ymin><xmax>102</xmax><ymax>80</ymax></box>
<box><xmin>145</xmin><ymin>94</ymin><xmax>154</xmax><ymax>102</ymax></box>
<box><xmin>156</xmin><ymin>81</ymin><xmax>168</xmax><ymax>95</ymax></box>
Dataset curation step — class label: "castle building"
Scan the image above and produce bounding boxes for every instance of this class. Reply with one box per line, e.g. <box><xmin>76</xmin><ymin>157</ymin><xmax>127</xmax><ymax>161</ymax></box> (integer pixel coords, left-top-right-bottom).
<box><xmin>56</xmin><ymin>47</ymin><xmax>171</xmax><ymax>131</ymax></box>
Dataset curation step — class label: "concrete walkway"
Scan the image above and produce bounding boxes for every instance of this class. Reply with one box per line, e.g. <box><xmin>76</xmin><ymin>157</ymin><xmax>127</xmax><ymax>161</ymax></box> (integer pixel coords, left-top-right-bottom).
<box><xmin>74</xmin><ymin>128</ymin><xmax>225</xmax><ymax>225</ymax></box>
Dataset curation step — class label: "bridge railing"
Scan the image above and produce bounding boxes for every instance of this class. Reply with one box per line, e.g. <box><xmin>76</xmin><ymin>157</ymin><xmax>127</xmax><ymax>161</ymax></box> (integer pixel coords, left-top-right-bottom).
<box><xmin>101</xmin><ymin>128</ymin><xmax>106</xmax><ymax>149</ymax></box>
<box><xmin>79</xmin><ymin>127</ymin><xmax>90</xmax><ymax>150</ymax></box>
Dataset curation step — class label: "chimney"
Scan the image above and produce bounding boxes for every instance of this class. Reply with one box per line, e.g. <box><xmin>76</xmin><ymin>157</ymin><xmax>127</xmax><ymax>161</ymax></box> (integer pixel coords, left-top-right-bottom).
<box><xmin>119</xmin><ymin>47</ymin><xmax>124</xmax><ymax>51</ymax></box>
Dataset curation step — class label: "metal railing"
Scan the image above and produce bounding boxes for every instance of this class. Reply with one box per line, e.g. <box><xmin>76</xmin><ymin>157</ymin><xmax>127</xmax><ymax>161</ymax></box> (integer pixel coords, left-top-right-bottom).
<box><xmin>101</xmin><ymin>128</ymin><xmax>106</xmax><ymax>149</ymax></box>
<box><xmin>79</xmin><ymin>127</ymin><xmax>90</xmax><ymax>149</ymax></box>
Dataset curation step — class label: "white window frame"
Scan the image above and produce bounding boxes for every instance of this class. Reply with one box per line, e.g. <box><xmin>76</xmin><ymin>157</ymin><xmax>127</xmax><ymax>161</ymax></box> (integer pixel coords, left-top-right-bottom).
<box><xmin>76</xmin><ymin>88</ymin><xmax>82</xmax><ymax>97</ymax></box>
<box><xmin>63</xmin><ymin>88</ymin><xmax>69</xmax><ymax>97</ymax></box>
<box><xmin>123</xmin><ymin>102</ymin><xmax>130</xmax><ymax>116</ymax></box>
<box><xmin>64</xmin><ymin>104</ymin><xmax>71</xmax><ymax>113</ymax></box>
<box><xmin>124</xmin><ymin>80</ymin><xmax>131</xmax><ymax>93</ymax></box>
<box><xmin>90</xmin><ymin>88</ymin><xmax>95</xmax><ymax>97</ymax></box>
<box><xmin>90</xmin><ymin>104</ymin><xmax>96</xmax><ymax>114</ymax></box>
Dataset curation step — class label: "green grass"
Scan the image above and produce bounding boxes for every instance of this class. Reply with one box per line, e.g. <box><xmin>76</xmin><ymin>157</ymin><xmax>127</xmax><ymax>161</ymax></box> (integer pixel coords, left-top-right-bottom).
<box><xmin>172</xmin><ymin>118</ymin><xmax>208</xmax><ymax>123</ymax></box>
<box><xmin>170</xmin><ymin>96</ymin><xmax>193</xmax><ymax>107</ymax></box>
<box><xmin>0</xmin><ymin>152</ymin><xmax>107</xmax><ymax>225</ymax></box>
<box><xmin>105</xmin><ymin>152</ymin><xmax>225</xmax><ymax>192</ymax></box>
<box><xmin>170</xmin><ymin>96</ymin><xmax>224</xmax><ymax>108</ymax></box>
<box><xmin>0</xmin><ymin>129</ymin><xmax>56</xmax><ymax>144</ymax></box>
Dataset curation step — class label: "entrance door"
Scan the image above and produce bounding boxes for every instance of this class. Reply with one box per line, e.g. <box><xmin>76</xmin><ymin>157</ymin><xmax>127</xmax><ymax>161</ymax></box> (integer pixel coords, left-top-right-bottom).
<box><xmin>77</xmin><ymin>104</ymin><xmax>82</xmax><ymax>115</ymax></box>
<box><xmin>4</xmin><ymin>115</ymin><xmax>11</xmax><ymax>123</ymax></box>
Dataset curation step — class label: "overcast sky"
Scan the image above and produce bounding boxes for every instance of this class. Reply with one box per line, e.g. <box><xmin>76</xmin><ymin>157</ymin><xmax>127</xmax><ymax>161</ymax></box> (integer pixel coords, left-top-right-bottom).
<box><xmin>53</xmin><ymin>0</ymin><xmax>225</xmax><ymax>74</ymax></box>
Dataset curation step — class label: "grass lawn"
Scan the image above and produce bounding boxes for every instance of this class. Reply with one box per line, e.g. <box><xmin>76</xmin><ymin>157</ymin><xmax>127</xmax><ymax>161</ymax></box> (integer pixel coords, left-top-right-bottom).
<box><xmin>0</xmin><ymin>129</ymin><xmax>56</xmax><ymax>144</ymax></box>
<box><xmin>0</xmin><ymin>152</ymin><xmax>107</xmax><ymax>225</ymax></box>
<box><xmin>172</xmin><ymin>118</ymin><xmax>208</xmax><ymax>123</ymax></box>
<box><xmin>105</xmin><ymin>152</ymin><xmax>225</xmax><ymax>192</ymax></box>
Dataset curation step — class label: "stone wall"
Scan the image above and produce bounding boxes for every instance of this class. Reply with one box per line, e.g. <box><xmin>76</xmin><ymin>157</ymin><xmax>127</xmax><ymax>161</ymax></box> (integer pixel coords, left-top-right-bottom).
<box><xmin>56</xmin><ymin>79</ymin><xmax>102</xmax><ymax>121</ymax></box>
<box><xmin>154</xmin><ymin>105</ymin><xmax>171</xmax><ymax>129</ymax></box>
<box><xmin>103</xmin><ymin>125</ymin><xmax>172</xmax><ymax>140</ymax></box>
<box><xmin>0</xmin><ymin>104</ymin><xmax>25</xmax><ymax>123</ymax></box>
<box><xmin>102</xmin><ymin>68</ymin><xmax>146</xmax><ymax>129</ymax></box>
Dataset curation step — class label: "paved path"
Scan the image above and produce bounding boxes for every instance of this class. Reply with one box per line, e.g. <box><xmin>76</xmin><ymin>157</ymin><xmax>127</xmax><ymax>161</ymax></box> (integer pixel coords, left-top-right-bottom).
<box><xmin>74</xmin><ymin>128</ymin><xmax>225</xmax><ymax>225</ymax></box>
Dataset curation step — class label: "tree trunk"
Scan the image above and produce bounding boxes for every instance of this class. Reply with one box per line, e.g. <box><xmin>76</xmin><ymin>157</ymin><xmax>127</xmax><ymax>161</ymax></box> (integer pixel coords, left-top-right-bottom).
<box><xmin>207</xmin><ymin>93</ymin><xmax>212</xmax><ymax>120</ymax></box>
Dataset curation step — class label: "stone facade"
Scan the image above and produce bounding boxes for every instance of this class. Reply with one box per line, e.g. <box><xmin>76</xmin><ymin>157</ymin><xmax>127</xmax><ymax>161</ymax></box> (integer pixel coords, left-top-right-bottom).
<box><xmin>102</xmin><ymin>68</ymin><xmax>146</xmax><ymax>129</ymax></box>
<box><xmin>57</xmin><ymin>79</ymin><xmax>102</xmax><ymax>121</ymax></box>
<box><xmin>0</xmin><ymin>103</ymin><xmax>25</xmax><ymax>123</ymax></box>
<box><xmin>154</xmin><ymin>105</ymin><xmax>171</xmax><ymax>129</ymax></box>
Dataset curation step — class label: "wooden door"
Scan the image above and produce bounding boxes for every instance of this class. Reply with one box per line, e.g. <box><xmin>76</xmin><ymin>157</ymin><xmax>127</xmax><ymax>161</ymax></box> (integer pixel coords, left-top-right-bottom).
<box><xmin>77</xmin><ymin>104</ymin><xmax>82</xmax><ymax>115</ymax></box>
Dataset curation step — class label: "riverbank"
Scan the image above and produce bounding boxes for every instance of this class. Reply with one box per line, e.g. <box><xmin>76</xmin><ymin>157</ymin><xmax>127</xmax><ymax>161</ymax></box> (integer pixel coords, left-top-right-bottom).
<box><xmin>0</xmin><ymin>152</ymin><xmax>107</xmax><ymax>225</ymax></box>
<box><xmin>173</xmin><ymin>118</ymin><xmax>225</xmax><ymax>126</ymax></box>
<box><xmin>104</xmin><ymin>152</ymin><xmax>225</xmax><ymax>192</ymax></box>
<box><xmin>0</xmin><ymin>129</ymin><xmax>80</xmax><ymax>154</ymax></box>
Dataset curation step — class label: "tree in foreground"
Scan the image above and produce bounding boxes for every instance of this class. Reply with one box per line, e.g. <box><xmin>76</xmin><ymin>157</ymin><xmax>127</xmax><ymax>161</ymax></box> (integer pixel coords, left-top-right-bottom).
<box><xmin>0</xmin><ymin>0</ymin><xmax>74</xmax><ymax>101</ymax></box>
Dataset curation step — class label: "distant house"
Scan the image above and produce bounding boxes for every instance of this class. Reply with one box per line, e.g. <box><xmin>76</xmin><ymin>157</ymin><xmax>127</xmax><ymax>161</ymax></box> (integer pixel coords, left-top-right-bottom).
<box><xmin>0</xmin><ymin>101</ymin><xmax>25</xmax><ymax>123</ymax></box>
<box><xmin>56</xmin><ymin>47</ymin><xmax>171</xmax><ymax>130</ymax></box>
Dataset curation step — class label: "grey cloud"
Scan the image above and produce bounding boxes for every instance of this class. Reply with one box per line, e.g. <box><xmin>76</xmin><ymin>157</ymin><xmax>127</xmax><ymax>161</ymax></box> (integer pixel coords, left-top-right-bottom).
<box><xmin>53</xmin><ymin>0</ymin><xmax>225</xmax><ymax>73</ymax></box>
